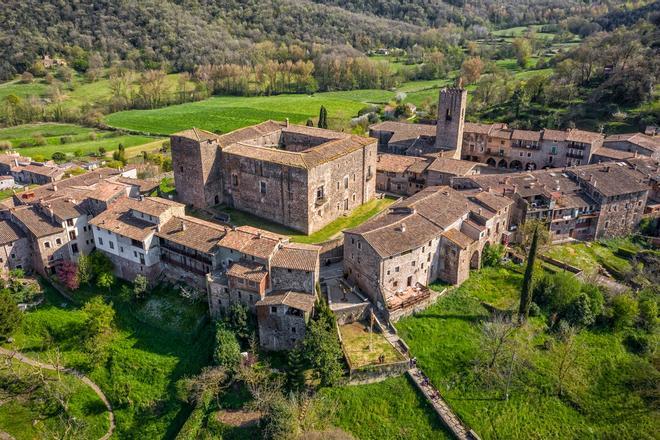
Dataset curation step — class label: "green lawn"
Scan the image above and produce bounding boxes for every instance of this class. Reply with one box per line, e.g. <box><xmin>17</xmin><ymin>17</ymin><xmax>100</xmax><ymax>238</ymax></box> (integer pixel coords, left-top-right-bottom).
<box><xmin>0</xmin><ymin>359</ymin><xmax>110</xmax><ymax>440</ymax></box>
<box><xmin>0</xmin><ymin>123</ymin><xmax>159</xmax><ymax>159</ymax></box>
<box><xmin>339</xmin><ymin>321</ymin><xmax>404</xmax><ymax>369</ymax></box>
<box><xmin>0</xmin><ymin>79</ymin><xmax>50</xmax><ymax>101</ymax></box>
<box><xmin>4</xmin><ymin>281</ymin><xmax>213</xmax><ymax>439</ymax></box>
<box><xmin>396</xmin><ymin>266</ymin><xmax>658</xmax><ymax>440</ymax></box>
<box><xmin>104</xmin><ymin>92</ymin><xmax>392</xmax><ymax>135</ymax></box>
<box><xmin>543</xmin><ymin>239</ymin><xmax>641</xmax><ymax>277</ymax></box>
<box><xmin>208</xmin><ymin>196</ymin><xmax>396</xmax><ymax>244</ymax></box>
<box><xmin>320</xmin><ymin>375</ymin><xmax>452</xmax><ymax>440</ymax></box>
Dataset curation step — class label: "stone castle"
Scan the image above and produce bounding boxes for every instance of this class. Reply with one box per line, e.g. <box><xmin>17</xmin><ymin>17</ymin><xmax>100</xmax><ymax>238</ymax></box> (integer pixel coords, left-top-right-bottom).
<box><xmin>171</xmin><ymin>120</ymin><xmax>377</xmax><ymax>234</ymax></box>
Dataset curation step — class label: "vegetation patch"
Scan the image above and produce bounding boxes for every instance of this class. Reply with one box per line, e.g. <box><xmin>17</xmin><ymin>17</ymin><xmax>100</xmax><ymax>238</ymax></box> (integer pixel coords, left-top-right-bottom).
<box><xmin>338</xmin><ymin>321</ymin><xmax>404</xmax><ymax>369</ymax></box>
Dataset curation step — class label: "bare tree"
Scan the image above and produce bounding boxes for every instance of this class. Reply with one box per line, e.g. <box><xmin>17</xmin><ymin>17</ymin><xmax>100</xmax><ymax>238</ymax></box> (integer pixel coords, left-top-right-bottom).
<box><xmin>553</xmin><ymin>325</ymin><xmax>581</xmax><ymax>397</ymax></box>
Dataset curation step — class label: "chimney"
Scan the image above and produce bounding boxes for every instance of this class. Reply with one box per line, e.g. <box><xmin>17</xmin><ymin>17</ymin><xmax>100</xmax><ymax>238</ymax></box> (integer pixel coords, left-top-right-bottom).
<box><xmin>400</xmin><ymin>223</ymin><xmax>406</xmax><ymax>233</ymax></box>
<box><xmin>181</xmin><ymin>221</ymin><xmax>186</xmax><ymax>232</ymax></box>
<box><xmin>14</xmin><ymin>159</ymin><xmax>18</xmax><ymax>167</ymax></box>
<box><xmin>157</xmin><ymin>223</ymin><xmax>162</xmax><ymax>232</ymax></box>
<box><xmin>513</xmin><ymin>184</ymin><xmax>518</xmax><ymax>194</ymax></box>
<box><xmin>285</xmin><ymin>118</ymin><xmax>290</xmax><ymax>127</ymax></box>
<box><xmin>52</xmin><ymin>183</ymin><xmax>57</xmax><ymax>192</ymax></box>
<box><xmin>604</xmin><ymin>166</ymin><xmax>610</xmax><ymax>172</ymax></box>
<box><xmin>478</xmin><ymin>208</ymin><xmax>482</xmax><ymax>216</ymax></box>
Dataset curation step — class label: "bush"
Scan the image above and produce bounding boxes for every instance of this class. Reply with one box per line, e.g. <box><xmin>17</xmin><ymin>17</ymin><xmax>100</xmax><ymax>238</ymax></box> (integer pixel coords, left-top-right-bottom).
<box><xmin>533</xmin><ymin>271</ymin><xmax>581</xmax><ymax>315</ymax></box>
<box><xmin>529</xmin><ymin>302</ymin><xmax>541</xmax><ymax>317</ymax></box>
<box><xmin>33</xmin><ymin>135</ymin><xmax>46</xmax><ymax>146</ymax></box>
<box><xmin>51</xmin><ymin>151</ymin><xmax>66</xmax><ymax>162</ymax></box>
<box><xmin>55</xmin><ymin>260</ymin><xmax>79</xmax><ymax>290</ymax></box>
<box><xmin>213</xmin><ymin>323</ymin><xmax>241</xmax><ymax>372</ymax></box>
<box><xmin>623</xmin><ymin>333</ymin><xmax>650</xmax><ymax>356</ymax></box>
<box><xmin>482</xmin><ymin>244</ymin><xmax>506</xmax><ymax>267</ymax></box>
<box><xmin>133</xmin><ymin>275</ymin><xmax>149</xmax><ymax>301</ymax></box>
<box><xmin>609</xmin><ymin>293</ymin><xmax>639</xmax><ymax>330</ymax></box>
<box><xmin>0</xmin><ymin>141</ymin><xmax>12</xmax><ymax>150</ymax></box>
<box><xmin>565</xmin><ymin>293</ymin><xmax>595</xmax><ymax>327</ymax></box>
<box><xmin>60</xmin><ymin>135</ymin><xmax>73</xmax><ymax>144</ymax></box>
<box><xmin>638</xmin><ymin>298</ymin><xmax>657</xmax><ymax>331</ymax></box>
<box><xmin>261</xmin><ymin>396</ymin><xmax>297</xmax><ymax>440</ymax></box>
<box><xmin>0</xmin><ymin>289</ymin><xmax>22</xmax><ymax>339</ymax></box>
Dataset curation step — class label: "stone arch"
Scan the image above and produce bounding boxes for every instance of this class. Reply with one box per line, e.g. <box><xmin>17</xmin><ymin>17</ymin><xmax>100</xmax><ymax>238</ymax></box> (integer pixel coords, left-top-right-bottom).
<box><xmin>470</xmin><ymin>250</ymin><xmax>480</xmax><ymax>270</ymax></box>
<box><xmin>498</xmin><ymin>159</ymin><xmax>508</xmax><ymax>169</ymax></box>
<box><xmin>510</xmin><ymin>160</ymin><xmax>523</xmax><ymax>170</ymax></box>
<box><xmin>486</xmin><ymin>158</ymin><xmax>497</xmax><ymax>167</ymax></box>
<box><xmin>526</xmin><ymin>162</ymin><xmax>537</xmax><ymax>171</ymax></box>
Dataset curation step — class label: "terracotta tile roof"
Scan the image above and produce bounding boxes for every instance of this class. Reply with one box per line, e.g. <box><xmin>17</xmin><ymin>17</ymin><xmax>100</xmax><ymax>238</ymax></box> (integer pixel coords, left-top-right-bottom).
<box><xmin>87</xmin><ymin>181</ymin><xmax>129</xmax><ymax>202</ymax></box>
<box><xmin>14</xmin><ymin>164</ymin><xmax>64</xmax><ymax>178</ymax></box>
<box><xmin>157</xmin><ymin>216</ymin><xmax>227</xmax><ymax>254</ymax></box>
<box><xmin>227</xmin><ymin>260</ymin><xmax>268</xmax><ymax>282</ymax></box>
<box><xmin>591</xmin><ymin>146</ymin><xmax>635</xmax><ymax>160</ymax></box>
<box><xmin>604</xmin><ymin>133</ymin><xmax>660</xmax><ymax>152</ymax></box>
<box><xmin>39</xmin><ymin>197</ymin><xmax>87</xmax><ymax>220</ymax></box>
<box><xmin>12</xmin><ymin>206</ymin><xmax>63</xmax><ymax>238</ymax></box>
<box><xmin>442</xmin><ymin>228</ymin><xmax>473</xmax><ymax>249</ymax></box>
<box><xmin>25</xmin><ymin>168</ymin><xmax>121</xmax><ymax>201</ymax></box>
<box><xmin>116</xmin><ymin>177</ymin><xmax>160</xmax><ymax>194</ymax></box>
<box><xmin>171</xmin><ymin>127</ymin><xmax>221</xmax><ymax>142</ymax></box>
<box><xmin>89</xmin><ymin>198</ymin><xmax>157</xmax><ymax>241</ymax></box>
<box><xmin>256</xmin><ymin>290</ymin><xmax>316</xmax><ymax>312</ymax></box>
<box><xmin>369</xmin><ymin>121</ymin><xmax>436</xmax><ymax>144</ymax></box>
<box><xmin>512</xmin><ymin>129</ymin><xmax>541</xmax><ymax>142</ymax></box>
<box><xmin>464</xmin><ymin>122</ymin><xmax>494</xmax><ymax>135</ymax></box>
<box><xmin>469</xmin><ymin>191</ymin><xmax>513</xmax><ymax>212</ymax></box>
<box><xmin>541</xmin><ymin>129</ymin><xmax>567</xmax><ymax>142</ymax></box>
<box><xmin>566</xmin><ymin>129</ymin><xmax>603</xmax><ymax>144</ymax></box>
<box><xmin>271</xmin><ymin>243</ymin><xmax>320</xmax><ymax>272</ymax></box>
<box><xmin>218</xmin><ymin>227</ymin><xmax>282</xmax><ymax>260</ymax></box>
<box><xmin>376</xmin><ymin>154</ymin><xmax>429</xmax><ymax>173</ymax></box>
<box><xmin>426</xmin><ymin>157</ymin><xmax>479</xmax><ymax>175</ymax></box>
<box><xmin>0</xmin><ymin>220</ymin><xmax>24</xmax><ymax>244</ymax></box>
<box><xmin>130</xmin><ymin>197</ymin><xmax>185</xmax><ymax>218</ymax></box>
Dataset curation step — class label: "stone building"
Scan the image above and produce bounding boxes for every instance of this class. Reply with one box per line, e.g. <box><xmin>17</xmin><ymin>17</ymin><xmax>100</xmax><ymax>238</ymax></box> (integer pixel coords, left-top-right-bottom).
<box><xmin>256</xmin><ymin>291</ymin><xmax>315</xmax><ymax>351</ymax></box>
<box><xmin>601</xmin><ymin>133</ymin><xmax>660</xmax><ymax>160</ymax></box>
<box><xmin>452</xmin><ymin>162</ymin><xmax>649</xmax><ymax>242</ymax></box>
<box><xmin>435</xmin><ymin>86</ymin><xmax>467</xmax><ymax>158</ymax></box>
<box><xmin>343</xmin><ymin>186</ymin><xmax>512</xmax><ymax>317</ymax></box>
<box><xmin>11</xmin><ymin>164</ymin><xmax>64</xmax><ymax>185</ymax></box>
<box><xmin>369</xmin><ymin>121</ymin><xmax>437</xmax><ymax>155</ymax></box>
<box><xmin>171</xmin><ymin>121</ymin><xmax>377</xmax><ymax>234</ymax></box>
<box><xmin>375</xmin><ymin>153</ymin><xmax>486</xmax><ymax>196</ymax></box>
<box><xmin>0</xmin><ymin>220</ymin><xmax>30</xmax><ymax>273</ymax></box>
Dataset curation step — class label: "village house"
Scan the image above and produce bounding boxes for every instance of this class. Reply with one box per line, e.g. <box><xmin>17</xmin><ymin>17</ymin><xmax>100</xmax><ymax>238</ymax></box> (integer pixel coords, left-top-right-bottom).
<box><xmin>601</xmin><ymin>132</ymin><xmax>660</xmax><ymax>160</ymax></box>
<box><xmin>343</xmin><ymin>186</ymin><xmax>512</xmax><ymax>320</ymax></box>
<box><xmin>256</xmin><ymin>291</ymin><xmax>316</xmax><ymax>351</ymax></box>
<box><xmin>170</xmin><ymin>120</ymin><xmax>377</xmax><ymax>234</ymax></box>
<box><xmin>0</xmin><ymin>220</ymin><xmax>30</xmax><ymax>273</ymax></box>
<box><xmin>452</xmin><ymin>162</ymin><xmax>649</xmax><ymax>242</ymax></box>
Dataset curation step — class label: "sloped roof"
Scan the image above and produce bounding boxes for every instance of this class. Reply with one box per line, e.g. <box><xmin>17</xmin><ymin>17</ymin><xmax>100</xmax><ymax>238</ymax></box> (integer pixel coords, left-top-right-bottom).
<box><xmin>227</xmin><ymin>260</ymin><xmax>268</xmax><ymax>282</ymax></box>
<box><xmin>0</xmin><ymin>220</ymin><xmax>25</xmax><ymax>244</ymax></box>
<box><xmin>271</xmin><ymin>243</ymin><xmax>320</xmax><ymax>272</ymax></box>
<box><xmin>157</xmin><ymin>216</ymin><xmax>227</xmax><ymax>254</ymax></box>
<box><xmin>256</xmin><ymin>290</ymin><xmax>316</xmax><ymax>312</ymax></box>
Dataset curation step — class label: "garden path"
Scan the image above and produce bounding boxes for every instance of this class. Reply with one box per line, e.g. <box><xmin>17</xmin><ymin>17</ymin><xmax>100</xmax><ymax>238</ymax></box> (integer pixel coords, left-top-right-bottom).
<box><xmin>0</xmin><ymin>347</ymin><xmax>115</xmax><ymax>440</ymax></box>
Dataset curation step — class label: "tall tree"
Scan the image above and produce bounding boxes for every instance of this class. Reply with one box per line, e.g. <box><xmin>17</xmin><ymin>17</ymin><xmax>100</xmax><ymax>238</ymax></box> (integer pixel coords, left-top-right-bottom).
<box><xmin>519</xmin><ymin>226</ymin><xmax>539</xmax><ymax>323</ymax></box>
<box><xmin>0</xmin><ymin>289</ymin><xmax>21</xmax><ymax>339</ymax></box>
<box><xmin>318</xmin><ymin>106</ymin><xmax>328</xmax><ymax>129</ymax></box>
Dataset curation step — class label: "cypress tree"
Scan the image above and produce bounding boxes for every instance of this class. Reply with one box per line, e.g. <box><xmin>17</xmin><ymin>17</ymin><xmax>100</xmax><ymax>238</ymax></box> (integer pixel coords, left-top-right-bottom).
<box><xmin>318</xmin><ymin>106</ymin><xmax>328</xmax><ymax>129</ymax></box>
<box><xmin>519</xmin><ymin>226</ymin><xmax>539</xmax><ymax>323</ymax></box>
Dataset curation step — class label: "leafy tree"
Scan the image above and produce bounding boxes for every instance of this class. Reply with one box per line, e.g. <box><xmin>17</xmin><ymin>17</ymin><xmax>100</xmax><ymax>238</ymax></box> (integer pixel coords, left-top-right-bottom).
<box><xmin>565</xmin><ymin>293</ymin><xmax>595</xmax><ymax>327</ymax></box>
<box><xmin>0</xmin><ymin>289</ymin><xmax>22</xmax><ymax>339</ymax></box>
<box><xmin>213</xmin><ymin>323</ymin><xmax>241</xmax><ymax>373</ymax></box>
<box><xmin>132</xmin><ymin>274</ymin><xmax>148</xmax><ymax>300</ymax></box>
<box><xmin>261</xmin><ymin>395</ymin><xmax>297</xmax><ymax>440</ymax></box>
<box><xmin>81</xmin><ymin>296</ymin><xmax>115</xmax><ymax>366</ymax></box>
<box><xmin>521</xmin><ymin>220</ymin><xmax>549</xmax><ymax>250</ymax></box>
<box><xmin>460</xmin><ymin>57</ymin><xmax>484</xmax><ymax>84</ymax></box>
<box><xmin>512</xmin><ymin>37</ymin><xmax>532</xmax><ymax>67</ymax></box>
<box><xmin>533</xmin><ymin>271</ymin><xmax>581</xmax><ymax>316</ymax></box>
<box><xmin>318</xmin><ymin>106</ymin><xmax>328</xmax><ymax>129</ymax></box>
<box><xmin>302</xmin><ymin>301</ymin><xmax>343</xmax><ymax>387</ymax></box>
<box><xmin>77</xmin><ymin>254</ymin><xmax>92</xmax><ymax>285</ymax></box>
<box><xmin>225</xmin><ymin>302</ymin><xmax>252</xmax><ymax>342</ymax></box>
<box><xmin>96</xmin><ymin>272</ymin><xmax>114</xmax><ymax>290</ymax></box>
<box><xmin>51</xmin><ymin>151</ymin><xmax>66</xmax><ymax>162</ymax></box>
<box><xmin>482</xmin><ymin>244</ymin><xmax>505</xmax><ymax>267</ymax></box>
<box><xmin>55</xmin><ymin>260</ymin><xmax>79</xmax><ymax>291</ymax></box>
<box><xmin>609</xmin><ymin>293</ymin><xmax>638</xmax><ymax>330</ymax></box>
<box><xmin>519</xmin><ymin>225</ymin><xmax>539</xmax><ymax>323</ymax></box>
<box><xmin>89</xmin><ymin>250</ymin><xmax>113</xmax><ymax>276</ymax></box>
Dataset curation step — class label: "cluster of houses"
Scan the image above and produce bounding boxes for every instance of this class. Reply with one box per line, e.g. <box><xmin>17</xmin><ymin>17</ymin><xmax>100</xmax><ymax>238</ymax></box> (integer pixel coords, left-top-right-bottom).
<box><xmin>0</xmin><ymin>85</ymin><xmax>657</xmax><ymax>350</ymax></box>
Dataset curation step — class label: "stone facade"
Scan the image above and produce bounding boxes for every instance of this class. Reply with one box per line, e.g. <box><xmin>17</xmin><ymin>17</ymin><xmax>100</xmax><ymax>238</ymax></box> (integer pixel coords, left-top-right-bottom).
<box><xmin>0</xmin><ymin>220</ymin><xmax>30</xmax><ymax>273</ymax></box>
<box><xmin>343</xmin><ymin>187</ymin><xmax>512</xmax><ymax>313</ymax></box>
<box><xmin>171</xmin><ymin>122</ymin><xmax>377</xmax><ymax>234</ymax></box>
<box><xmin>435</xmin><ymin>87</ymin><xmax>467</xmax><ymax>158</ymax></box>
<box><xmin>256</xmin><ymin>291</ymin><xmax>315</xmax><ymax>351</ymax></box>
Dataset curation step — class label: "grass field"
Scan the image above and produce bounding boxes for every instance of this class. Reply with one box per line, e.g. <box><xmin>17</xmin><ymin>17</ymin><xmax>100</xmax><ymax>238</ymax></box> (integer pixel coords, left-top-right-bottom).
<box><xmin>104</xmin><ymin>92</ymin><xmax>392</xmax><ymax>135</ymax></box>
<box><xmin>396</xmin><ymin>266</ymin><xmax>658</xmax><ymax>439</ymax></box>
<box><xmin>320</xmin><ymin>375</ymin><xmax>452</xmax><ymax>439</ymax></box>
<box><xmin>339</xmin><ymin>321</ymin><xmax>404</xmax><ymax>368</ymax></box>
<box><xmin>0</xmin><ymin>358</ymin><xmax>110</xmax><ymax>440</ymax></box>
<box><xmin>3</xmin><ymin>281</ymin><xmax>213</xmax><ymax>439</ymax></box>
<box><xmin>207</xmin><ymin>196</ymin><xmax>396</xmax><ymax>244</ymax></box>
<box><xmin>543</xmin><ymin>238</ymin><xmax>642</xmax><ymax>277</ymax></box>
<box><xmin>0</xmin><ymin>123</ymin><xmax>159</xmax><ymax>159</ymax></box>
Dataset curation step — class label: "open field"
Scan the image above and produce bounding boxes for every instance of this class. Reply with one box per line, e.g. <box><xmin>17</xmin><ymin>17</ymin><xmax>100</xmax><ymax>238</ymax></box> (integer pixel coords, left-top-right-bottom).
<box><xmin>0</xmin><ymin>123</ymin><xmax>159</xmax><ymax>159</ymax></box>
<box><xmin>3</xmin><ymin>281</ymin><xmax>212</xmax><ymax>439</ymax></box>
<box><xmin>320</xmin><ymin>375</ymin><xmax>451</xmax><ymax>439</ymax></box>
<box><xmin>207</xmin><ymin>196</ymin><xmax>396</xmax><ymax>244</ymax></box>
<box><xmin>543</xmin><ymin>238</ymin><xmax>644</xmax><ymax>277</ymax></box>
<box><xmin>0</xmin><ymin>358</ymin><xmax>110</xmax><ymax>440</ymax></box>
<box><xmin>339</xmin><ymin>321</ymin><xmax>404</xmax><ymax>368</ymax></box>
<box><xmin>395</xmin><ymin>266</ymin><xmax>658</xmax><ymax>439</ymax></box>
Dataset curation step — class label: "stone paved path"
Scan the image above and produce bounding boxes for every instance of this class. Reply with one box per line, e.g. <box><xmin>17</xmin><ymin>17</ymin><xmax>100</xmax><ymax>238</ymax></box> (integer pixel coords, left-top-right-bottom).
<box><xmin>0</xmin><ymin>347</ymin><xmax>115</xmax><ymax>440</ymax></box>
<box><xmin>408</xmin><ymin>368</ymin><xmax>478</xmax><ymax>440</ymax></box>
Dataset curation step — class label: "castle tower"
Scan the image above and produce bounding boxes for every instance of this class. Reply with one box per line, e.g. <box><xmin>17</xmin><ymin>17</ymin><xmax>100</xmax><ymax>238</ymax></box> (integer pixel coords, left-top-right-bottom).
<box><xmin>435</xmin><ymin>82</ymin><xmax>467</xmax><ymax>159</ymax></box>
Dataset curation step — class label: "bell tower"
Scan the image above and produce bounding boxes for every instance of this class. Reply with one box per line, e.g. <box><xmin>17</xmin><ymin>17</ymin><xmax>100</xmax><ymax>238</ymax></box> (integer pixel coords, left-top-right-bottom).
<box><xmin>435</xmin><ymin>80</ymin><xmax>467</xmax><ymax>159</ymax></box>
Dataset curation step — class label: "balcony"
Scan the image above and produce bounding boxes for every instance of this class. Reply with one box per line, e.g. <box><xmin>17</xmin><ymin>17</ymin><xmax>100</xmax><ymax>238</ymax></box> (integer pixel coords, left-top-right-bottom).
<box><xmin>566</xmin><ymin>152</ymin><xmax>584</xmax><ymax>159</ymax></box>
<box><xmin>160</xmin><ymin>254</ymin><xmax>209</xmax><ymax>276</ymax></box>
<box><xmin>160</xmin><ymin>240</ymin><xmax>212</xmax><ymax>265</ymax></box>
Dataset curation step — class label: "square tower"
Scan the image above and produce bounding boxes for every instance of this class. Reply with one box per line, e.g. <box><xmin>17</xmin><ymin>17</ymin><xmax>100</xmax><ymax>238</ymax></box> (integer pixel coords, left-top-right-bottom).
<box><xmin>435</xmin><ymin>86</ymin><xmax>467</xmax><ymax>159</ymax></box>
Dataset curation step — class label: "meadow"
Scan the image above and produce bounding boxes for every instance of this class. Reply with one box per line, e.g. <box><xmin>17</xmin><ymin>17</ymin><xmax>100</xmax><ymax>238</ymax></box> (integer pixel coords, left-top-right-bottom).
<box><xmin>396</xmin><ymin>266</ymin><xmax>658</xmax><ymax>440</ymax></box>
<box><xmin>0</xmin><ymin>123</ymin><xmax>158</xmax><ymax>159</ymax></box>
<box><xmin>2</xmin><ymin>282</ymin><xmax>213</xmax><ymax>439</ymax></box>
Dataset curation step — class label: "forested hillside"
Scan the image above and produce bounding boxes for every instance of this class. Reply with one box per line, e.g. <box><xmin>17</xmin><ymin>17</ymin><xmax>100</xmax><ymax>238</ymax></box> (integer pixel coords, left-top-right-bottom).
<box><xmin>0</xmin><ymin>0</ymin><xmax>651</xmax><ymax>80</ymax></box>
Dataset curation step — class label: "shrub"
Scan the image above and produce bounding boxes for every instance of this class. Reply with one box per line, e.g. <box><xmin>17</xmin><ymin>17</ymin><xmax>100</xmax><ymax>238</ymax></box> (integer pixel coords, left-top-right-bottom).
<box><xmin>482</xmin><ymin>244</ymin><xmax>506</xmax><ymax>267</ymax></box>
<box><xmin>55</xmin><ymin>260</ymin><xmax>79</xmax><ymax>290</ymax></box>
<box><xmin>51</xmin><ymin>151</ymin><xmax>66</xmax><ymax>162</ymax></box>
<box><xmin>565</xmin><ymin>293</ymin><xmax>595</xmax><ymax>327</ymax></box>
<box><xmin>133</xmin><ymin>275</ymin><xmax>149</xmax><ymax>301</ymax></box>
<box><xmin>88</xmin><ymin>132</ymin><xmax>98</xmax><ymax>141</ymax></box>
<box><xmin>638</xmin><ymin>298</ymin><xmax>658</xmax><ymax>331</ymax></box>
<box><xmin>18</xmin><ymin>141</ymin><xmax>34</xmax><ymax>148</ymax></box>
<box><xmin>20</xmin><ymin>71</ymin><xmax>34</xmax><ymax>83</ymax></box>
<box><xmin>32</xmin><ymin>154</ymin><xmax>46</xmax><ymax>163</ymax></box>
<box><xmin>609</xmin><ymin>293</ymin><xmax>638</xmax><ymax>330</ymax></box>
<box><xmin>623</xmin><ymin>333</ymin><xmax>650</xmax><ymax>356</ymax></box>
<box><xmin>97</xmin><ymin>272</ymin><xmax>114</xmax><ymax>290</ymax></box>
<box><xmin>0</xmin><ymin>141</ymin><xmax>12</xmax><ymax>150</ymax></box>
<box><xmin>533</xmin><ymin>271</ymin><xmax>581</xmax><ymax>315</ymax></box>
<box><xmin>33</xmin><ymin>135</ymin><xmax>46</xmax><ymax>146</ymax></box>
<box><xmin>60</xmin><ymin>135</ymin><xmax>73</xmax><ymax>144</ymax></box>
<box><xmin>529</xmin><ymin>302</ymin><xmax>541</xmax><ymax>317</ymax></box>
<box><xmin>213</xmin><ymin>323</ymin><xmax>241</xmax><ymax>372</ymax></box>
<box><xmin>0</xmin><ymin>289</ymin><xmax>22</xmax><ymax>339</ymax></box>
<box><xmin>261</xmin><ymin>396</ymin><xmax>297</xmax><ymax>440</ymax></box>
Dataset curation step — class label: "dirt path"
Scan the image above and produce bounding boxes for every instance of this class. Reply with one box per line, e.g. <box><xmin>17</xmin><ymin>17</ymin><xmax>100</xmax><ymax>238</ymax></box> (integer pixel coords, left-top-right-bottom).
<box><xmin>0</xmin><ymin>347</ymin><xmax>115</xmax><ymax>440</ymax></box>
